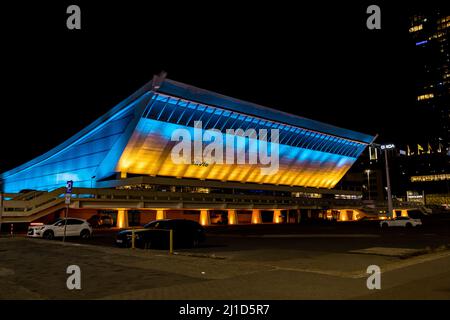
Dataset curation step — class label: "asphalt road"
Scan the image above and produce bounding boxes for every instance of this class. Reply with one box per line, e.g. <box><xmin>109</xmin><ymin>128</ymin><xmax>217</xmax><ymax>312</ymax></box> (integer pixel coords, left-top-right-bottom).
<box><xmin>2</xmin><ymin>221</ymin><xmax>450</xmax><ymax>299</ymax></box>
<box><xmin>68</xmin><ymin>221</ymin><xmax>450</xmax><ymax>257</ymax></box>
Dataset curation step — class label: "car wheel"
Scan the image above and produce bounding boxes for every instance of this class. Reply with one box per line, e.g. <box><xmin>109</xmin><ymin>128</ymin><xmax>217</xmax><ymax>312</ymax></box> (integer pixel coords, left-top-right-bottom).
<box><xmin>80</xmin><ymin>229</ymin><xmax>91</xmax><ymax>239</ymax></box>
<box><xmin>381</xmin><ymin>223</ymin><xmax>389</xmax><ymax>229</ymax></box>
<box><xmin>405</xmin><ymin>223</ymin><xmax>412</xmax><ymax>228</ymax></box>
<box><xmin>43</xmin><ymin>230</ymin><xmax>54</xmax><ymax>240</ymax></box>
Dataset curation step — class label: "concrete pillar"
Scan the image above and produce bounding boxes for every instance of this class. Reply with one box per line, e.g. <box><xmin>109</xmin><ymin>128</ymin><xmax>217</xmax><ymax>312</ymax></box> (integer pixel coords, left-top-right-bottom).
<box><xmin>116</xmin><ymin>209</ymin><xmax>129</xmax><ymax>228</ymax></box>
<box><xmin>156</xmin><ymin>209</ymin><xmax>167</xmax><ymax>220</ymax></box>
<box><xmin>339</xmin><ymin>210</ymin><xmax>351</xmax><ymax>221</ymax></box>
<box><xmin>273</xmin><ymin>209</ymin><xmax>283</xmax><ymax>223</ymax></box>
<box><xmin>199</xmin><ymin>210</ymin><xmax>211</xmax><ymax>226</ymax></box>
<box><xmin>228</xmin><ymin>210</ymin><xmax>238</xmax><ymax>225</ymax></box>
<box><xmin>251</xmin><ymin>209</ymin><xmax>262</xmax><ymax>224</ymax></box>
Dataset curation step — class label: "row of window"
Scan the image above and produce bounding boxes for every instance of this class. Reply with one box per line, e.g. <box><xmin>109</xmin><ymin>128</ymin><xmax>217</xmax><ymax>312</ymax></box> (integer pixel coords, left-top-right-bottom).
<box><xmin>141</xmin><ymin>93</ymin><xmax>365</xmax><ymax>158</ymax></box>
<box><xmin>409</xmin><ymin>24</ymin><xmax>423</xmax><ymax>33</ymax></box>
<box><xmin>411</xmin><ymin>174</ymin><xmax>450</xmax><ymax>182</ymax></box>
<box><xmin>417</xmin><ymin>93</ymin><xmax>434</xmax><ymax>101</ymax></box>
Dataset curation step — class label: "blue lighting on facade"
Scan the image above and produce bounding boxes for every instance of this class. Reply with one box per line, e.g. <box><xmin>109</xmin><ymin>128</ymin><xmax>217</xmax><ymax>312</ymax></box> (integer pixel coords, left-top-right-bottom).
<box><xmin>1</xmin><ymin>78</ymin><xmax>374</xmax><ymax>193</ymax></box>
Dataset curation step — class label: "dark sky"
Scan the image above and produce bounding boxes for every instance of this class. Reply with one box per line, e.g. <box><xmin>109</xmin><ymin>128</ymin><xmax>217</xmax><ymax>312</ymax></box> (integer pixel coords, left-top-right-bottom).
<box><xmin>0</xmin><ymin>1</ymin><xmax>445</xmax><ymax>172</ymax></box>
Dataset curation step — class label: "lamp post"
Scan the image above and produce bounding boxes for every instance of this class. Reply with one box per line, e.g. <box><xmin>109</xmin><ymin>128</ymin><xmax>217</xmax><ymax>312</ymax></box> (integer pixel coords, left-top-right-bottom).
<box><xmin>365</xmin><ymin>169</ymin><xmax>371</xmax><ymax>200</ymax></box>
<box><xmin>381</xmin><ymin>144</ymin><xmax>395</xmax><ymax>218</ymax></box>
<box><xmin>0</xmin><ymin>179</ymin><xmax>4</xmax><ymax>236</ymax></box>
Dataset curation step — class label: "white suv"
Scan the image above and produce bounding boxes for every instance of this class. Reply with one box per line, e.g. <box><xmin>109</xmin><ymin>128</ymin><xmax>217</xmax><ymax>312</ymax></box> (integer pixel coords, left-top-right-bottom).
<box><xmin>380</xmin><ymin>216</ymin><xmax>422</xmax><ymax>228</ymax></box>
<box><xmin>28</xmin><ymin>218</ymin><xmax>92</xmax><ymax>239</ymax></box>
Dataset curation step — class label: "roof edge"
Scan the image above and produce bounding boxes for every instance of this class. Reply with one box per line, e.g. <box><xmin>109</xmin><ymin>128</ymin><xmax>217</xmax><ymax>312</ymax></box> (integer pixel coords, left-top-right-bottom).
<box><xmin>159</xmin><ymin>78</ymin><xmax>374</xmax><ymax>144</ymax></box>
<box><xmin>1</xmin><ymin>80</ymin><xmax>155</xmax><ymax>179</ymax></box>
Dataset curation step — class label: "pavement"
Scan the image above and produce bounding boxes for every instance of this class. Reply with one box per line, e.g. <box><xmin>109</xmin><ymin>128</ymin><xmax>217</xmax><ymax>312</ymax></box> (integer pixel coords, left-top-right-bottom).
<box><xmin>1</xmin><ymin>222</ymin><xmax>450</xmax><ymax>299</ymax></box>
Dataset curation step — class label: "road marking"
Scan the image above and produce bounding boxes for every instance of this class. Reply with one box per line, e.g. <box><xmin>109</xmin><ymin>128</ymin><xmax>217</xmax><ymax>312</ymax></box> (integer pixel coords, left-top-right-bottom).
<box><xmin>349</xmin><ymin>247</ymin><xmax>424</xmax><ymax>257</ymax></box>
<box><xmin>265</xmin><ymin>250</ymin><xmax>450</xmax><ymax>279</ymax></box>
<box><xmin>254</xmin><ymin>234</ymin><xmax>380</xmax><ymax>238</ymax></box>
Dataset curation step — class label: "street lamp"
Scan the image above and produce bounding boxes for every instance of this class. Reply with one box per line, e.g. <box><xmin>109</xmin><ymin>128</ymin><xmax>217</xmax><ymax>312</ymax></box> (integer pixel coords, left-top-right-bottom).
<box><xmin>0</xmin><ymin>178</ymin><xmax>4</xmax><ymax>236</ymax></box>
<box><xmin>365</xmin><ymin>169</ymin><xmax>371</xmax><ymax>200</ymax></box>
<box><xmin>380</xmin><ymin>144</ymin><xmax>395</xmax><ymax>218</ymax></box>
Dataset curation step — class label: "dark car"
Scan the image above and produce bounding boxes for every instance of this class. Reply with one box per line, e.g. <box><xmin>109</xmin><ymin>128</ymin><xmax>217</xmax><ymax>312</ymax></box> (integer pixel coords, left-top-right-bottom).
<box><xmin>115</xmin><ymin>219</ymin><xmax>206</xmax><ymax>249</ymax></box>
<box><xmin>87</xmin><ymin>214</ymin><xmax>114</xmax><ymax>228</ymax></box>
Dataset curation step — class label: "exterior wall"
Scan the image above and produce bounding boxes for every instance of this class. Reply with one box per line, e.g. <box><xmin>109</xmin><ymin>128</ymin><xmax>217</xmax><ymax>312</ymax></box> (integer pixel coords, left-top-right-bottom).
<box><xmin>1</xmin><ymin>81</ymin><xmax>372</xmax><ymax>195</ymax></box>
<box><xmin>117</xmin><ymin>118</ymin><xmax>361</xmax><ymax>189</ymax></box>
<box><xmin>1</xmin><ymin>103</ymin><xmax>140</xmax><ymax>193</ymax></box>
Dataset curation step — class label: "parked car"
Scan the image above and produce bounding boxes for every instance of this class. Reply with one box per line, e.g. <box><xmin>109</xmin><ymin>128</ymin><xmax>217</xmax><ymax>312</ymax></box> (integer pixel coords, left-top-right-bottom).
<box><xmin>28</xmin><ymin>218</ymin><xmax>93</xmax><ymax>239</ymax></box>
<box><xmin>87</xmin><ymin>213</ymin><xmax>114</xmax><ymax>228</ymax></box>
<box><xmin>380</xmin><ymin>216</ymin><xmax>422</xmax><ymax>228</ymax></box>
<box><xmin>116</xmin><ymin>219</ymin><xmax>206</xmax><ymax>249</ymax></box>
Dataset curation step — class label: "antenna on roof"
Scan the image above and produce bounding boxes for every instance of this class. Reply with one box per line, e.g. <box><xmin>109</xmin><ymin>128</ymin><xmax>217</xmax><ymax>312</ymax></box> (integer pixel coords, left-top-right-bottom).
<box><xmin>151</xmin><ymin>71</ymin><xmax>167</xmax><ymax>91</ymax></box>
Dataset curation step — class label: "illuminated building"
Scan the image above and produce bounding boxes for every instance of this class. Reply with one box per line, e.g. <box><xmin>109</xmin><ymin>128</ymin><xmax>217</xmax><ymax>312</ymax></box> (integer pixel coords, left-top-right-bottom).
<box><xmin>0</xmin><ymin>76</ymin><xmax>375</xmax><ymax>225</ymax></box>
<box><xmin>409</xmin><ymin>10</ymin><xmax>449</xmax><ymax>150</ymax></box>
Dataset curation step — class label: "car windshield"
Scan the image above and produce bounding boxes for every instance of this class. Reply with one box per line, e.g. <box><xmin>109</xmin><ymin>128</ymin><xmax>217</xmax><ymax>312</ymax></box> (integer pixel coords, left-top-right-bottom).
<box><xmin>54</xmin><ymin>220</ymin><xmax>65</xmax><ymax>226</ymax></box>
<box><xmin>144</xmin><ymin>221</ymin><xmax>159</xmax><ymax>228</ymax></box>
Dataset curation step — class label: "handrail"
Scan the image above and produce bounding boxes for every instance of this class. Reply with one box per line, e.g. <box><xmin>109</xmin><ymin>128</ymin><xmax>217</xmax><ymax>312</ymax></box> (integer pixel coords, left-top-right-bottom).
<box><xmin>6</xmin><ymin>187</ymin><xmax>429</xmax><ymax>219</ymax></box>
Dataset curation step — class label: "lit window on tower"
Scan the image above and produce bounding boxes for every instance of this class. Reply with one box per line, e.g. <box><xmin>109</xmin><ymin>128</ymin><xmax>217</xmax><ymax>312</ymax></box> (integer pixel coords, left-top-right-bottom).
<box><xmin>409</xmin><ymin>24</ymin><xmax>423</xmax><ymax>33</ymax></box>
<box><xmin>417</xmin><ymin>93</ymin><xmax>434</xmax><ymax>101</ymax></box>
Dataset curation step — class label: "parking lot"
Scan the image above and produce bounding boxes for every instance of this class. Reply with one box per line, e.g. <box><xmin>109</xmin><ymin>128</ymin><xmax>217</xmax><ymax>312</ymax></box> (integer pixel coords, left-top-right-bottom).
<box><xmin>2</xmin><ymin>220</ymin><xmax>450</xmax><ymax>299</ymax></box>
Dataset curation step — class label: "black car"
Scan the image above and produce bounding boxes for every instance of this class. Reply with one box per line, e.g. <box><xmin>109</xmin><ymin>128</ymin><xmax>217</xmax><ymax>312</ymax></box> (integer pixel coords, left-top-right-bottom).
<box><xmin>115</xmin><ymin>219</ymin><xmax>206</xmax><ymax>249</ymax></box>
<box><xmin>87</xmin><ymin>213</ymin><xmax>114</xmax><ymax>228</ymax></box>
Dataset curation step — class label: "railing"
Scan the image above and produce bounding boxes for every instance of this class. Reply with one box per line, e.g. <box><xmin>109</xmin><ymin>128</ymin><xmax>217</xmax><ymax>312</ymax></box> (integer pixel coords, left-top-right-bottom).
<box><xmin>7</xmin><ymin>187</ymin><xmax>422</xmax><ymax>219</ymax></box>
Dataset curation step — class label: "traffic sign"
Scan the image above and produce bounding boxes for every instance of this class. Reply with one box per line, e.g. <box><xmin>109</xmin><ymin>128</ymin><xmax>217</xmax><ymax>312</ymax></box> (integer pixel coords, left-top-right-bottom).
<box><xmin>66</xmin><ymin>180</ymin><xmax>73</xmax><ymax>194</ymax></box>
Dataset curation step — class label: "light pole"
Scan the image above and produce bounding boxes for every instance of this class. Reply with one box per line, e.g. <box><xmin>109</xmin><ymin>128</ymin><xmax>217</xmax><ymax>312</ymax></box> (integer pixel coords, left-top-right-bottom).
<box><xmin>365</xmin><ymin>169</ymin><xmax>371</xmax><ymax>200</ymax></box>
<box><xmin>0</xmin><ymin>179</ymin><xmax>4</xmax><ymax>236</ymax></box>
<box><xmin>381</xmin><ymin>144</ymin><xmax>395</xmax><ymax>218</ymax></box>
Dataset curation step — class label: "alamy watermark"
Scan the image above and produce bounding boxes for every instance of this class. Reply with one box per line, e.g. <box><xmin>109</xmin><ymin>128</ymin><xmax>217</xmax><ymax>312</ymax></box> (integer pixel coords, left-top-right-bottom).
<box><xmin>366</xmin><ymin>264</ymin><xmax>381</xmax><ymax>290</ymax></box>
<box><xmin>170</xmin><ymin>121</ymin><xmax>280</xmax><ymax>175</ymax></box>
<box><xmin>66</xmin><ymin>265</ymin><xmax>81</xmax><ymax>290</ymax></box>
<box><xmin>66</xmin><ymin>5</ymin><xmax>81</xmax><ymax>30</ymax></box>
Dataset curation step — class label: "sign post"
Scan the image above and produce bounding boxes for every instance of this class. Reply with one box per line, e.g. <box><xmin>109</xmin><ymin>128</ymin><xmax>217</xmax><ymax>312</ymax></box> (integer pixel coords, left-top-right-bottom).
<box><xmin>380</xmin><ymin>144</ymin><xmax>395</xmax><ymax>218</ymax></box>
<box><xmin>63</xmin><ymin>180</ymin><xmax>73</xmax><ymax>243</ymax></box>
<box><xmin>0</xmin><ymin>179</ymin><xmax>4</xmax><ymax>236</ymax></box>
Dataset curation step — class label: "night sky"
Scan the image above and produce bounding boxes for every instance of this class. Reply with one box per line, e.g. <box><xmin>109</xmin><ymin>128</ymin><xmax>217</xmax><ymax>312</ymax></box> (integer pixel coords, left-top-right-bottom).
<box><xmin>0</xmin><ymin>1</ymin><xmax>445</xmax><ymax>173</ymax></box>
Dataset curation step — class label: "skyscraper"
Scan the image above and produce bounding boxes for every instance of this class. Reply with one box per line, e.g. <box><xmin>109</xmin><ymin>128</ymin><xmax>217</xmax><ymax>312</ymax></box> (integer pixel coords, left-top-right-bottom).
<box><xmin>409</xmin><ymin>10</ymin><xmax>449</xmax><ymax>151</ymax></box>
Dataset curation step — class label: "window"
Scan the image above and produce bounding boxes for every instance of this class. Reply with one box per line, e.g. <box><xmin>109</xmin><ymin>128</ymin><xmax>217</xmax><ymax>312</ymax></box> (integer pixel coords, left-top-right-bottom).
<box><xmin>409</xmin><ymin>24</ymin><xmax>423</xmax><ymax>33</ymax></box>
<box><xmin>417</xmin><ymin>93</ymin><xmax>434</xmax><ymax>101</ymax></box>
<box><xmin>67</xmin><ymin>219</ymin><xmax>83</xmax><ymax>225</ymax></box>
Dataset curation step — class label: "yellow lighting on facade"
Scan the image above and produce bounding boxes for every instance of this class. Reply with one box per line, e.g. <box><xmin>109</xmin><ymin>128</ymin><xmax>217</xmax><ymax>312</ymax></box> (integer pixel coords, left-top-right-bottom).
<box><xmin>228</xmin><ymin>210</ymin><xmax>238</xmax><ymax>225</ymax></box>
<box><xmin>251</xmin><ymin>209</ymin><xmax>262</xmax><ymax>224</ymax></box>
<box><xmin>273</xmin><ymin>209</ymin><xmax>283</xmax><ymax>224</ymax></box>
<box><xmin>417</xmin><ymin>93</ymin><xmax>434</xmax><ymax>101</ymax></box>
<box><xmin>156</xmin><ymin>209</ymin><xmax>166</xmax><ymax>220</ymax></box>
<box><xmin>115</xmin><ymin>124</ymin><xmax>355</xmax><ymax>189</ymax></box>
<box><xmin>117</xmin><ymin>209</ymin><xmax>129</xmax><ymax>228</ymax></box>
<box><xmin>339</xmin><ymin>211</ymin><xmax>348</xmax><ymax>221</ymax></box>
<box><xmin>336</xmin><ymin>209</ymin><xmax>365</xmax><ymax>221</ymax></box>
<box><xmin>199</xmin><ymin>210</ymin><xmax>210</xmax><ymax>226</ymax></box>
